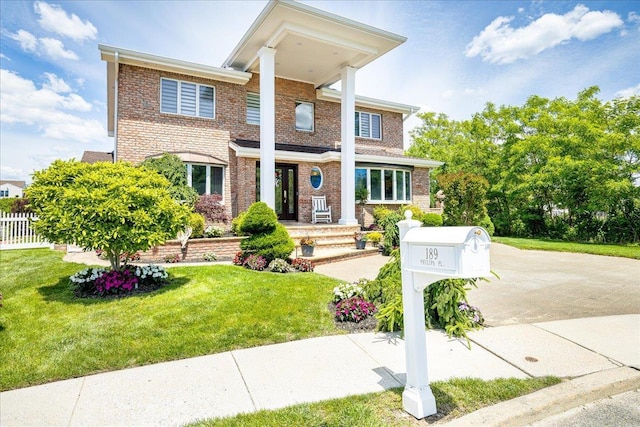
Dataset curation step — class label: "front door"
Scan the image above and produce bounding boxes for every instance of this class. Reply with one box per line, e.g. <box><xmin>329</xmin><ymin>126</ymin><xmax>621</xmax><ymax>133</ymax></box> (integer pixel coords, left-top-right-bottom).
<box><xmin>275</xmin><ymin>164</ymin><xmax>297</xmax><ymax>221</ymax></box>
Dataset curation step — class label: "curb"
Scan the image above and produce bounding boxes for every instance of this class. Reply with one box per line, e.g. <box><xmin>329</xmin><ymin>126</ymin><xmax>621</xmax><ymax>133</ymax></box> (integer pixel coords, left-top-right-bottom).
<box><xmin>442</xmin><ymin>367</ymin><xmax>640</xmax><ymax>426</ymax></box>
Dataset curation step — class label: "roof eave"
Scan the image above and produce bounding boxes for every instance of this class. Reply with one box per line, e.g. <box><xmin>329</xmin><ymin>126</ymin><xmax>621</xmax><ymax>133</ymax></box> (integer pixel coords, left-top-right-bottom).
<box><xmin>99</xmin><ymin>44</ymin><xmax>252</xmax><ymax>85</ymax></box>
<box><xmin>316</xmin><ymin>88</ymin><xmax>420</xmax><ymax>117</ymax></box>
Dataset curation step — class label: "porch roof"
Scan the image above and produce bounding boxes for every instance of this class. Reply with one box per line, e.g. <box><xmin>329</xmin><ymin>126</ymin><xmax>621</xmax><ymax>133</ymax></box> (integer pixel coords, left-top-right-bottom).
<box><xmin>223</xmin><ymin>0</ymin><xmax>406</xmax><ymax>88</ymax></box>
<box><xmin>230</xmin><ymin>139</ymin><xmax>443</xmax><ymax>168</ymax></box>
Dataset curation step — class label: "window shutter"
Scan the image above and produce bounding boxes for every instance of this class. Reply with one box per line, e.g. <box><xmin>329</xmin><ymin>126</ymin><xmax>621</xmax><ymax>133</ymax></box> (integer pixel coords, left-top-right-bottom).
<box><xmin>161</xmin><ymin>79</ymin><xmax>178</xmax><ymax>114</ymax></box>
<box><xmin>199</xmin><ymin>86</ymin><xmax>214</xmax><ymax>118</ymax></box>
<box><xmin>180</xmin><ymin>82</ymin><xmax>196</xmax><ymax>116</ymax></box>
<box><xmin>247</xmin><ymin>93</ymin><xmax>260</xmax><ymax>124</ymax></box>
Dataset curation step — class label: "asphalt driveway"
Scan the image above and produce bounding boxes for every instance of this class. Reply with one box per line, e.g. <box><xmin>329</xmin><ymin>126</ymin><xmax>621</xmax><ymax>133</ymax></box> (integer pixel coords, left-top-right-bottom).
<box><xmin>468</xmin><ymin>243</ymin><xmax>640</xmax><ymax>326</ymax></box>
<box><xmin>317</xmin><ymin>243</ymin><xmax>640</xmax><ymax>327</ymax></box>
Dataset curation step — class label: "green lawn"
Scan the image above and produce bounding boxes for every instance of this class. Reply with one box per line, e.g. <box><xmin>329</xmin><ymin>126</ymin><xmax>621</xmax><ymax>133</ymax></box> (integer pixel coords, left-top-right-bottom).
<box><xmin>190</xmin><ymin>377</ymin><xmax>561</xmax><ymax>426</ymax></box>
<box><xmin>0</xmin><ymin>249</ymin><xmax>340</xmax><ymax>391</ymax></box>
<box><xmin>493</xmin><ymin>236</ymin><xmax>640</xmax><ymax>259</ymax></box>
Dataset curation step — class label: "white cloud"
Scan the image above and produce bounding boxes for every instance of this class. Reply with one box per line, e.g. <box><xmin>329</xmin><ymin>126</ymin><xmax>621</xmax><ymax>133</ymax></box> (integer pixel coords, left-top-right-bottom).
<box><xmin>615</xmin><ymin>83</ymin><xmax>640</xmax><ymax>99</ymax></box>
<box><xmin>39</xmin><ymin>37</ymin><xmax>79</xmax><ymax>60</ymax></box>
<box><xmin>43</xmin><ymin>72</ymin><xmax>72</xmax><ymax>93</ymax></box>
<box><xmin>465</xmin><ymin>4</ymin><xmax>624</xmax><ymax>64</ymax></box>
<box><xmin>8</xmin><ymin>30</ymin><xmax>79</xmax><ymax>61</ymax></box>
<box><xmin>0</xmin><ymin>69</ymin><xmax>103</xmax><ymax>143</ymax></box>
<box><xmin>9</xmin><ymin>29</ymin><xmax>38</xmax><ymax>52</ymax></box>
<box><xmin>0</xmin><ymin>53</ymin><xmax>11</xmax><ymax>61</ymax></box>
<box><xmin>629</xmin><ymin>12</ymin><xmax>640</xmax><ymax>25</ymax></box>
<box><xmin>34</xmin><ymin>1</ymin><xmax>97</xmax><ymax>42</ymax></box>
<box><xmin>0</xmin><ymin>165</ymin><xmax>26</xmax><ymax>181</ymax></box>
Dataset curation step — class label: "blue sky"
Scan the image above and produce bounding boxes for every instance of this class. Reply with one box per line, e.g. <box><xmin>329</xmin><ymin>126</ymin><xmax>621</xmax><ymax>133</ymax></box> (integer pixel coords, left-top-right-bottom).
<box><xmin>1</xmin><ymin>0</ymin><xmax>638</xmax><ymax>184</ymax></box>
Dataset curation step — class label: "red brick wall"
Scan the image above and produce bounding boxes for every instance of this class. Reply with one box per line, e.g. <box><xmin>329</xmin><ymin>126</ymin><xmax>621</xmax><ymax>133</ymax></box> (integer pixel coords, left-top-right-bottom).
<box><xmin>115</xmin><ymin>64</ymin><xmax>415</xmax><ymax>220</ymax></box>
<box><xmin>139</xmin><ymin>237</ymin><xmax>244</xmax><ymax>263</ymax></box>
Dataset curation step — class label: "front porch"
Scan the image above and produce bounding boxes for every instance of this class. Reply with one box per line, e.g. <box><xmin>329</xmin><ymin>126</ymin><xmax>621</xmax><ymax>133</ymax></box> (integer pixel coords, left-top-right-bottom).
<box><xmin>284</xmin><ymin>222</ymin><xmax>380</xmax><ymax>264</ymax></box>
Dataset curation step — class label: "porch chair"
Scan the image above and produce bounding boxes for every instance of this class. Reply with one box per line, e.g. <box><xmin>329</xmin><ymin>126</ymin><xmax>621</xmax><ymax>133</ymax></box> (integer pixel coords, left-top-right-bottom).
<box><xmin>311</xmin><ymin>196</ymin><xmax>332</xmax><ymax>224</ymax></box>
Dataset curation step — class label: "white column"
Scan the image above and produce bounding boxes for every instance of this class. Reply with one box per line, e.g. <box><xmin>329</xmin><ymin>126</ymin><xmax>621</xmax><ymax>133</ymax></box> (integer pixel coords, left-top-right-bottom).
<box><xmin>259</xmin><ymin>47</ymin><xmax>276</xmax><ymax>209</ymax></box>
<box><xmin>339</xmin><ymin>66</ymin><xmax>358</xmax><ymax>225</ymax></box>
<box><xmin>398</xmin><ymin>211</ymin><xmax>437</xmax><ymax>419</ymax></box>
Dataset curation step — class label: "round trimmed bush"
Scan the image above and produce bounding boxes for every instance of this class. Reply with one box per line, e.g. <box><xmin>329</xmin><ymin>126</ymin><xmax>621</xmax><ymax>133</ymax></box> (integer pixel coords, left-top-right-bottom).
<box><xmin>240</xmin><ymin>223</ymin><xmax>294</xmax><ymax>263</ymax></box>
<box><xmin>240</xmin><ymin>202</ymin><xmax>277</xmax><ymax>234</ymax></box>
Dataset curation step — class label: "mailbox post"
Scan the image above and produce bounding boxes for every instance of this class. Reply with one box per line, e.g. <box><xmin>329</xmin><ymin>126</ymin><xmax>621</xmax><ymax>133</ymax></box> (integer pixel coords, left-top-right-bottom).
<box><xmin>398</xmin><ymin>211</ymin><xmax>491</xmax><ymax>419</ymax></box>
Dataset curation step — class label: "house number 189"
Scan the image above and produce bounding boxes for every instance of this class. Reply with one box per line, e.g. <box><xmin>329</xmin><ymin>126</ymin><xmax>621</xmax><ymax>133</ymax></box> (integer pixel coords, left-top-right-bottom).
<box><xmin>425</xmin><ymin>247</ymin><xmax>439</xmax><ymax>260</ymax></box>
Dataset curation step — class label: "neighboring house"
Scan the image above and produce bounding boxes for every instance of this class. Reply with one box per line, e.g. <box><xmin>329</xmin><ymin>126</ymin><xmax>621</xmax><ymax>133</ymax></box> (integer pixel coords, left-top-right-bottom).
<box><xmin>81</xmin><ymin>151</ymin><xmax>114</xmax><ymax>164</ymax></box>
<box><xmin>99</xmin><ymin>0</ymin><xmax>442</xmax><ymax>224</ymax></box>
<box><xmin>0</xmin><ymin>180</ymin><xmax>26</xmax><ymax>198</ymax></box>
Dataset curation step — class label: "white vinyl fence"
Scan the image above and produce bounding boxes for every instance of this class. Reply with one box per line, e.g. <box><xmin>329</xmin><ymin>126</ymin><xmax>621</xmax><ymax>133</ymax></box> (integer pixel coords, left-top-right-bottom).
<box><xmin>0</xmin><ymin>212</ymin><xmax>53</xmax><ymax>250</ymax></box>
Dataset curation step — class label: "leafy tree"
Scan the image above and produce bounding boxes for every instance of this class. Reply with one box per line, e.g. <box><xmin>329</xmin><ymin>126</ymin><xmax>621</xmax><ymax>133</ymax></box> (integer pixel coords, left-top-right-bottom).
<box><xmin>408</xmin><ymin>87</ymin><xmax>640</xmax><ymax>243</ymax></box>
<box><xmin>437</xmin><ymin>172</ymin><xmax>489</xmax><ymax>226</ymax></box>
<box><xmin>26</xmin><ymin>160</ymin><xmax>190</xmax><ymax>270</ymax></box>
<box><xmin>141</xmin><ymin>153</ymin><xmax>198</xmax><ymax>207</ymax></box>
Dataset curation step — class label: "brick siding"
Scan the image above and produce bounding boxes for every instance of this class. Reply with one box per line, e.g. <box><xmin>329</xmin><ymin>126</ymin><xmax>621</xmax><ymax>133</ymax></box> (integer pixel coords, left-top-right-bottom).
<box><xmin>115</xmin><ymin>64</ymin><xmax>431</xmax><ymax>221</ymax></box>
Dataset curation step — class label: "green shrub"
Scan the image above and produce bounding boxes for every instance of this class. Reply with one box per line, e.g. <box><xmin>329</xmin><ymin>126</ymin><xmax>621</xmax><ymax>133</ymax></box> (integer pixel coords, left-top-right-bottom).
<box><xmin>189</xmin><ymin>212</ymin><xmax>206</xmax><ymax>238</ymax></box>
<box><xmin>479</xmin><ymin>215</ymin><xmax>495</xmax><ymax>236</ymax></box>
<box><xmin>372</xmin><ymin>206</ymin><xmax>393</xmax><ymax>224</ymax></box>
<box><xmin>240</xmin><ymin>202</ymin><xmax>277</xmax><ymax>235</ymax></box>
<box><xmin>378</xmin><ymin>211</ymin><xmax>403</xmax><ymax>255</ymax></box>
<box><xmin>367</xmin><ymin>231</ymin><xmax>383</xmax><ymax>244</ymax></box>
<box><xmin>422</xmin><ymin>213</ymin><xmax>443</xmax><ymax>227</ymax></box>
<box><xmin>240</xmin><ymin>223</ymin><xmax>294</xmax><ymax>263</ymax></box>
<box><xmin>140</xmin><ymin>153</ymin><xmax>198</xmax><ymax>207</ymax></box>
<box><xmin>364</xmin><ymin>248</ymin><xmax>485</xmax><ymax>342</ymax></box>
<box><xmin>0</xmin><ymin>198</ymin><xmax>14</xmax><ymax>213</ymax></box>
<box><xmin>231</xmin><ymin>211</ymin><xmax>246</xmax><ymax>236</ymax></box>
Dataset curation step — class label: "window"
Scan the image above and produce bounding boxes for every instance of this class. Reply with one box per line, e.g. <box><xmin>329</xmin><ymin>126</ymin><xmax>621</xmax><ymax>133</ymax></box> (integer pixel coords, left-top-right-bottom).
<box><xmin>185</xmin><ymin>163</ymin><xmax>224</xmax><ymax>197</ymax></box>
<box><xmin>295</xmin><ymin>101</ymin><xmax>314</xmax><ymax>132</ymax></box>
<box><xmin>161</xmin><ymin>78</ymin><xmax>215</xmax><ymax>118</ymax></box>
<box><xmin>355</xmin><ymin>167</ymin><xmax>411</xmax><ymax>203</ymax></box>
<box><xmin>355</xmin><ymin>111</ymin><xmax>381</xmax><ymax>139</ymax></box>
<box><xmin>0</xmin><ymin>190</ymin><xmax>8</xmax><ymax>197</ymax></box>
<box><xmin>247</xmin><ymin>92</ymin><xmax>260</xmax><ymax>125</ymax></box>
<box><xmin>310</xmin><ymin>166</ymin><xmax>323</xmax><ymax>190</ymax></box>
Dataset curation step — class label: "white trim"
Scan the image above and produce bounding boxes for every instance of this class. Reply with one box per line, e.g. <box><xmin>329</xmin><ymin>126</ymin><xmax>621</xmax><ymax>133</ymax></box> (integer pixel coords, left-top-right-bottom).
<box><xmin>229</xmin><ymin>141</ymin><xmax>442</xmax><ymax>168</ymax></box>
<box><xmin>317</xmin><ymin>87</ymin><xmax>420</xmax><ymax>118</ymax></box>
<box><xmin>99</xmin><ymin>44</ymin><xmax>252</xmax><ymax>85</ymax></box>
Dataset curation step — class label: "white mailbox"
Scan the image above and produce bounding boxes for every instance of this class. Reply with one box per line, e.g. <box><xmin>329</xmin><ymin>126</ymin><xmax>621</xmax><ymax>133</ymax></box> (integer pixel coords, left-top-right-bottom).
<box><xmin>397</xmin><ymin>212</ymin><xmax>492</xmax><ymax>420</ymax></box>
<box><xmin>403</xmin><ymin>226</ymin><xmax>491</xmax><ymax>290</ymax></box>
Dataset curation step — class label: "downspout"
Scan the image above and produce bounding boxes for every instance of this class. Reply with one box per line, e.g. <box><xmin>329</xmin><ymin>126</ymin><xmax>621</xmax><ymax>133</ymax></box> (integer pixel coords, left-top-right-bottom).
<box><xmin>113</xmin><ymin>51</ymin><xmax>119</xmax><ymax>162</ymax></box>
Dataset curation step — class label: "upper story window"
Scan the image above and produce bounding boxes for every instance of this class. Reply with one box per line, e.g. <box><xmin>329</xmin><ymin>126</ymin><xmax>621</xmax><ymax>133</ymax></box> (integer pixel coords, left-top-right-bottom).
<box><xmin>161</xmin><ymin>78</ymin><xmax>215</xmax><ymax>119</ymax></box>
<box><xmin>247</xmin><ymin>92</ymin><xmax>260</xmax><ymax>125</ymax></box>
<box><xmin>355</xmin><ymin>111</ymin><xmax>381</xmax><ymax>139</ymax></box>
<box><xmin>355</xmin><ymin>167</ymin><xmax>411</xmax><ymax>203</ymax></box>
<box><xmin>295</xmin><ymin>101</ymin><xmax>314</xmax><ymax>132</ymax></box>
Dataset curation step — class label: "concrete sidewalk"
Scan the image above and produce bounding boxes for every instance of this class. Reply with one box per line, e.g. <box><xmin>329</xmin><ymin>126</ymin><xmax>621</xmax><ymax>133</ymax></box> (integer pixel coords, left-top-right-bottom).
<box><xmin>2</xmin><ymin>315</ymin><xmax>639</xmax><ymax>426</ymax></box>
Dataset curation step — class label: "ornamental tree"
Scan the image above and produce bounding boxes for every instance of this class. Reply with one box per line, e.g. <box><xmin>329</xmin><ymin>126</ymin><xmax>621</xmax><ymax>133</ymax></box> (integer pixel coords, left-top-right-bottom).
<box><xmin>26</xmin><ymin>160</ymin><xmax>190</xmax><ymax>270</ymax></box>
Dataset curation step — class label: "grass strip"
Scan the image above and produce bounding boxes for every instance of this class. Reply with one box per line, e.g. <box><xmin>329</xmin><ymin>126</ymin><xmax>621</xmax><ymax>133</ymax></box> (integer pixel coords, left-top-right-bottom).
<box><xmin>190</xmin><ymin>377</ymin><xmax>561</xmax><ymax>426</ymax></box>
<box><xmin>493</xmin><ymin>237</ymin><xmax>640</xmax><ymax>259</ymax></box>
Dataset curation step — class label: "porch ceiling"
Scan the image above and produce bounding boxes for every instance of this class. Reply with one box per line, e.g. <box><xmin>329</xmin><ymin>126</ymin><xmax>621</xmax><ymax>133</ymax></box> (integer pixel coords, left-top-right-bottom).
<box><xmin>223</xmin><ymin>0</ymin><xmax>406</xmax><ymax>88</ymax></box>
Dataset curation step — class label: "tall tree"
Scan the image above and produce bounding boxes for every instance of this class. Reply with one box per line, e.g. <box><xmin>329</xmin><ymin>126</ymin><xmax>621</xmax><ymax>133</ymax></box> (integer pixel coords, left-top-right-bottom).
<box><xmin>27</xmin><ymin>160</ymin><xmax>191</xmax><ymax>270</ymax></box>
